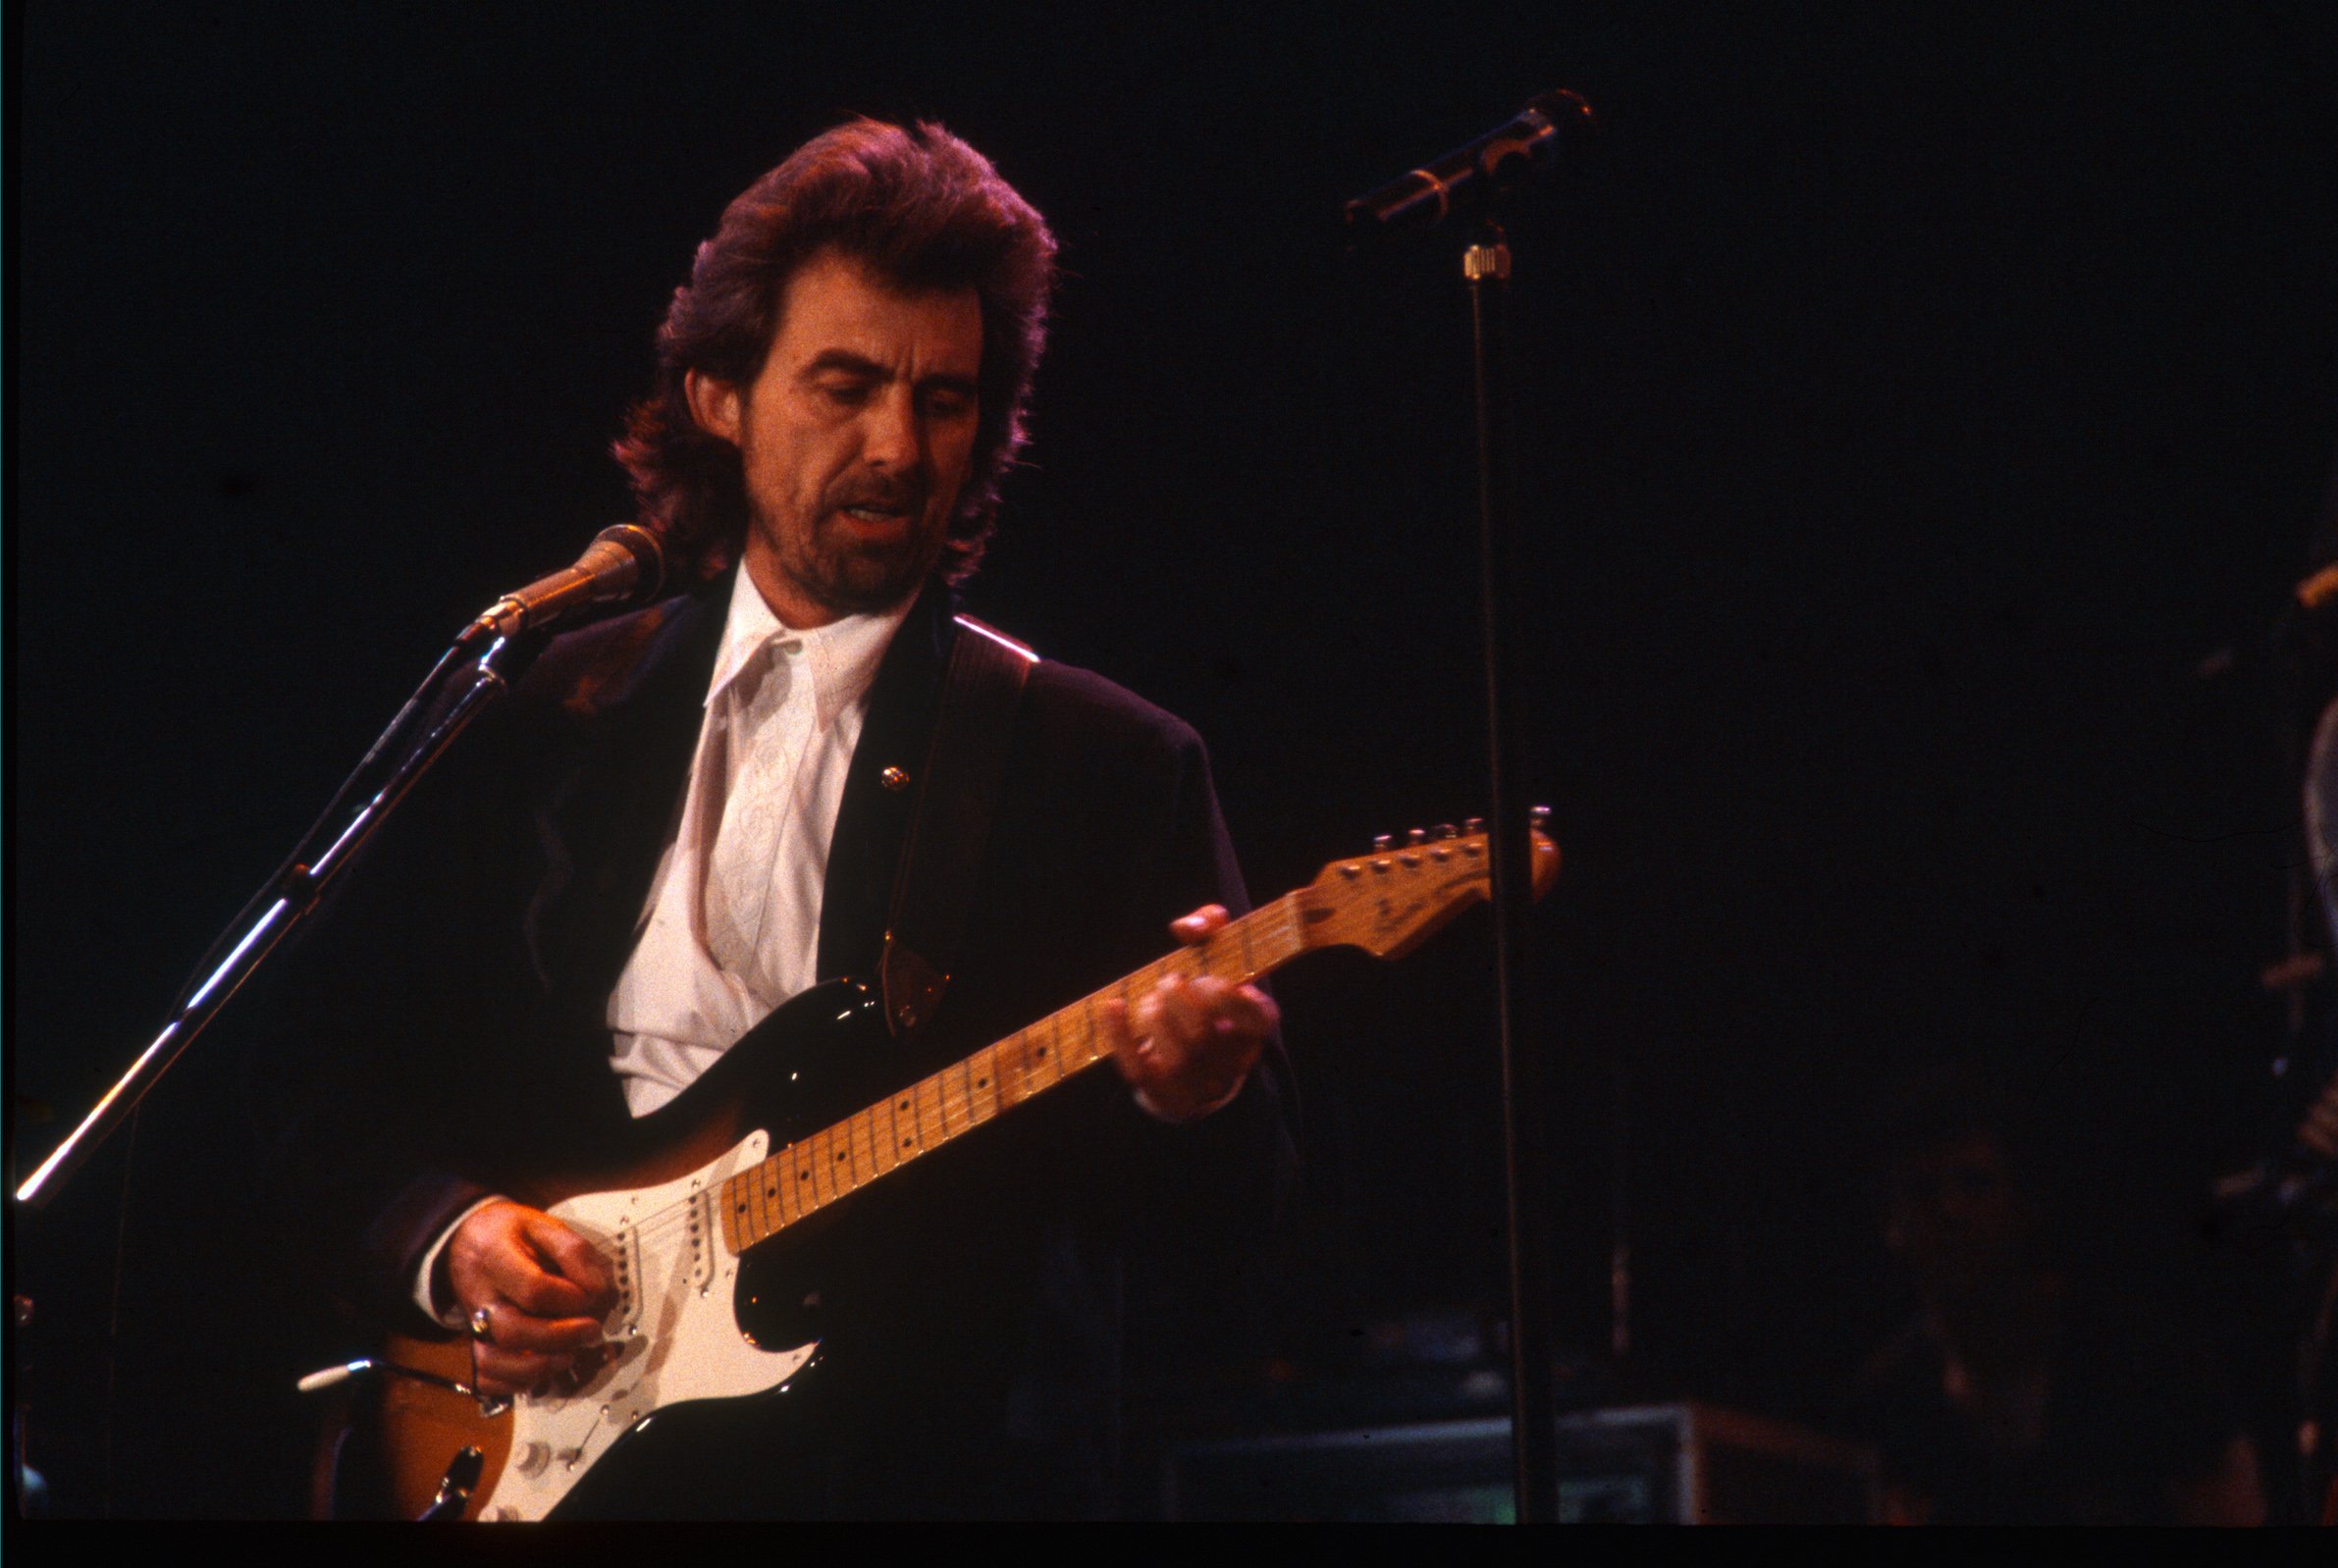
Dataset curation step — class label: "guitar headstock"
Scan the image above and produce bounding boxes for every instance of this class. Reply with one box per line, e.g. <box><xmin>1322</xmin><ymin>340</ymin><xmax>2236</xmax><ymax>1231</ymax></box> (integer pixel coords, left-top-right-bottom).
<box><xmin>1301</xmin><ymin>811</ymin><xmax>1561</xmax><ymax>961</ymax></box>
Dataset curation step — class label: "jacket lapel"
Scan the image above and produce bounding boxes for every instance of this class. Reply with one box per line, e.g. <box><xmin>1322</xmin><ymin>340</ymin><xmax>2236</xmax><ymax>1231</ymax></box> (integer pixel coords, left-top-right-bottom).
<box><xmin>818</xmin><ymin>578</ymin><xmax>958</xmax><ymax>982</ymax></box>
<box><xmin>521</xmin><ymin>570</ymin><xmax>957</xmax><ymax>1021</ymax></box>
<box><xmin>523</xmin><ymin>582</ymin><xmax>727</xmax><ymax>1012</ymax></box>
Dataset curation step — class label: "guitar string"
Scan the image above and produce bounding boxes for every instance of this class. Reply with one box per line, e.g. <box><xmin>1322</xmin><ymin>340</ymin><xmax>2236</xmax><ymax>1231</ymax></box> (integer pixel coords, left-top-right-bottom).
<box><xmin>583</xmin><ymin>896</ymin><xmax>1310</xmax><ymax>1269</ymax></box>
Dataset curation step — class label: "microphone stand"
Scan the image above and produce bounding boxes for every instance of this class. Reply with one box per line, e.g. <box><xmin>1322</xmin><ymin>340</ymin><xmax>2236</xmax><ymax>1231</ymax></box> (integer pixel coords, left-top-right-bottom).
<box><xmin>14</xmin><ymin>628</ymin><xmax>542</xmax><ymax>1211</ymax></box>
<box><xmin>1348</xmin><ymin>90</ymin><xmax>1591</xmax><ymax>1523</ymax></box>
<box><xmin>1463</xmin><ymin>216</ymin><xmax>1563</xmax><ymax>1526</ymax></box>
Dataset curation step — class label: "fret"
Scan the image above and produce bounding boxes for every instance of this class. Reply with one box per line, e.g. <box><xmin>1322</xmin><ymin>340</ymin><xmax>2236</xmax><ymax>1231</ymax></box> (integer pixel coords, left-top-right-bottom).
<box><xmin>720</xmin><ymin>1175</ymin><xmax>744</xmax><ymax>1253</ymax></box>
<box><xmin>763</xmin><ymin>1152</ymin><xmax>785</xmax><ymax>1231</ymax></box>
<box><xmin>1116</xmin><ymin>976</ymin><xmax>1142</xmax><ymax>1067</ymax></box>
<box><xmin>742</xmin><ymin>1163</ymin><xmax>768</xmax><ymax>1244</ymax></box>
<box><xmin>946</xmin><ymin>1060</ymin><xmax>972</xmax><ymax>1130</ymax></box>
<box><xmin>993</xmin><ymin>1034</ymin><xmax>1026</xmax><ymax>1109</ymax></box>
<box><xmin>919</xmin><ymin>1072</ymin><xmax>948</xmax><ymax>1146</ymax></box>
<box><xmin>1237</xmin><ymin>911</ymin><xmax>1256</xmax><ymax>980</ymax></box>
<box><xmin>801</xmin><ymin>1128</ymin><xmax>826</xmax><ymax>1208</ymax></box>
<box><xmin>829</xmin><ymin>1122</ymin><xmax>856</xmax><ymax>1194</ymax></box>
<box><xmin>842</xmin><ymin>1111</ymin><xmax>869</xmax><ymax>1195</ymax></box>
<box><xmin>792</xmin><ymin>1142</ymin><xmax>817</xmax><ymax>1213</ymax></box>
<box><xmin>944</xmin><ymin>1061</ymin><xmax>972</xmax><ymax>1135</ymax></box>
<box><xmin>1044</xmin><ymin>1014</ymin><xmax>1068</xmax><ymax>1084</ymax></box>
<box><xmin>853</xmin><ymin>1107</ymin><xmax>881</xmax><ymax>1183</ymax></box>
<box><xmin>1030</xmin><ymin>1019</ymin><xmax>1054</xmax><ymax>1089</ymax></box>
<box><xmin>888</xmin><ymin>1090</ymin><xmax>914</xmax><ymax>1164</ymax></box>
<box><xmin>971</xmin><ymin>1045</ymin><xmax>1004</xmax><ymax>1121</ymax></box>
<box><xmin>1024</xmin><ymin>1028</ymin><xmax>1049</xmax><ymax>1100</ymax></box>
<box><xmin>780</xmin><ymin>1144</ymin><xmax>809</xmax><ymax>1233</ymax></box>
<box><xmin>1075</xmin><ymin>1004</ymin><xmax>1096</xmax><ymax>1069</ymax></box>
<box><xmin>882</xmin><ymin>1093</ymin><xmax>902</xmax><ymax>1166</ymax></box>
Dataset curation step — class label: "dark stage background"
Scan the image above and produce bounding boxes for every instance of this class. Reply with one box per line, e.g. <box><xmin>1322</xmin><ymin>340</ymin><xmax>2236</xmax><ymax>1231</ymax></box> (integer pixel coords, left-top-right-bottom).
<box><xmin>13</xmin><ymin>1</ymin><xmax>2338</xmax><ymax>1519</ymax></box>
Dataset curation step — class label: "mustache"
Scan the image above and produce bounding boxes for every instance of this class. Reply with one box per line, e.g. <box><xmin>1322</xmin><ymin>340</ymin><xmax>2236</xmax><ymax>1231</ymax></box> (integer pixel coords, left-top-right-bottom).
<box><xmin>826</xmin><ymin>477</ymin><xmax>927</xmax><ymax>513</ymax></box>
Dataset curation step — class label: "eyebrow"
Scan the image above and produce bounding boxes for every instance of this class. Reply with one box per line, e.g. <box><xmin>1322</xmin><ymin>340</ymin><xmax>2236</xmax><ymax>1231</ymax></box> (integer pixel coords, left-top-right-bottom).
<box><xmin>802</xmin><ymin>348</ymin><xmax>978</xmax><ymax>398</ymax></box>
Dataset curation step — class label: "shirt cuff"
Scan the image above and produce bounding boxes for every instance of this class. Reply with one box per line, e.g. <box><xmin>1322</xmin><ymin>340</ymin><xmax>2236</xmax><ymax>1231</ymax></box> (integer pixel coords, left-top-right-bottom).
<box><xmin>411</xmin><ymin>1195</ymin><xmax>502</xmax><ymax>1330</ymax></box>
<box><xmin>1133</xmin><ymin>1079</ymin><xmax>1245</xmax><ymax>1124</ymax></box>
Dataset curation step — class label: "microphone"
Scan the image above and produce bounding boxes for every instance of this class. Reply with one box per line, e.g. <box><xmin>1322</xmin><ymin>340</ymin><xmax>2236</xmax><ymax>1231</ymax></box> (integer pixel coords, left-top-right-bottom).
<box><xmin>1344</xmin><ymin>89</ymin><xmax>1597</xmax><ymax>237</ymax></box>
<box><xmin>462</xmin><ymin>523</ymin><xmax>665</xmax><ymax>646</ymax></box>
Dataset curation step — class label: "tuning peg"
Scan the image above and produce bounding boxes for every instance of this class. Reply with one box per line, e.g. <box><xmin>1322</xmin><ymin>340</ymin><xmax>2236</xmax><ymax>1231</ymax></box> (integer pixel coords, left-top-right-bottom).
<box><xmin>1372</xmin><ymin>834</ymin><xmax>1394</xmax><ymax>854</ymax></box>
<box><xmin>1464</xmin><ymin>816</ymin><xmax>1486</xmax><ymax>835</ymax></box>
<box><xmin>1408</xmin><ymin>828</ymin><xmax>1427</xmax><ymax>847</ymax></box>
<box><xmin>1530</xmin><ymin>805</ymin><xmax>1552</xmax><ymax>827</ymax></box>
<box><xmin>1436</xmin><ymin>823</ymin><xmax>1458</xmax><ymax>839</ymax></box>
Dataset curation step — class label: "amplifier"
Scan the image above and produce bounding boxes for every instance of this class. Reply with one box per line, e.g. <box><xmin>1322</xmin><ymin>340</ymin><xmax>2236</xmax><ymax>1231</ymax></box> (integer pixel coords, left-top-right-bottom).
<box><xmin>1164</xmin><ymin>1401</ymin><xmax>1879</xmax><ymax>1523</ymax></box>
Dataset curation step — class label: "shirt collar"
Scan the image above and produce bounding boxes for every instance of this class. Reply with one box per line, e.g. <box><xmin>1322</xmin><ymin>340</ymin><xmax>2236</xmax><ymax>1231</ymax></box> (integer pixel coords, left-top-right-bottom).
<box><xmin>705</xmin><ymin>566</ymin><xmax>914</xmax><ymax>732</ymax></box>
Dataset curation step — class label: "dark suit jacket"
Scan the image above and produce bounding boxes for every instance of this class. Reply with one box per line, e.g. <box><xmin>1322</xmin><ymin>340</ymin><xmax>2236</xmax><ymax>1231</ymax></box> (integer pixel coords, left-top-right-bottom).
<box><xmin>243</xmin><ymin>569</ymin><xmax>1295</xmax><ymax>1517</ymax></box>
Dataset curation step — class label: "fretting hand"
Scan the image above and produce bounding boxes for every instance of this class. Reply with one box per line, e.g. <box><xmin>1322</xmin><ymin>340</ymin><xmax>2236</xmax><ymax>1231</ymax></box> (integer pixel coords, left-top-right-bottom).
<box><xmin>1102</xmin><ymin>904</ymin><xmax>1278</xmax><ymax>1122</ymax></box>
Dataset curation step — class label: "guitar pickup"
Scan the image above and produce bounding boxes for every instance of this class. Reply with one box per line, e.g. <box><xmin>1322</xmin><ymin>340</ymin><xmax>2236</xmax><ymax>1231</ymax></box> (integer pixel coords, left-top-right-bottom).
<box><xmin>611</xmin><ymin>1217</ymin><xmax>642</xmax><ymax>1334</ymax></box>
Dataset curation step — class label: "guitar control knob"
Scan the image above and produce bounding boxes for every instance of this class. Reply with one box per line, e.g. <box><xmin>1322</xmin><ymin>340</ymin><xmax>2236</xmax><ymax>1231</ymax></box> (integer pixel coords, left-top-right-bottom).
<box><xmin>512</xmin><ymin>1440</ymin><xmax>551</xmax><ymax>1476</ymax></box>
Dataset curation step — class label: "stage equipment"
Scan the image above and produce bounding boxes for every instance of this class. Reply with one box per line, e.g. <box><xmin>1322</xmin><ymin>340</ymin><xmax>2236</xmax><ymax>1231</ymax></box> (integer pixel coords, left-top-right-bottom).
<box><xmin>14</xmin><ymin>524</ymin><xmax>667</xmax><ymax>1212</ymax></box>
<box><xmin>1342</xmin><ymin>89</ymin><xmax>1596</xmax><ymax>1524</ymax></box>
<box><xmin>1166</xmin><ymin>1402</ymin><xmax>1877</xmax><ymax>1523</ymax></box>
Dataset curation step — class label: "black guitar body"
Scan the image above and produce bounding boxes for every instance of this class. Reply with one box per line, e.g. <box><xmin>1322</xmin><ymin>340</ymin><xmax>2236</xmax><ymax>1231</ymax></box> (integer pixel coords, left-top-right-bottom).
<box><xmin>547</xmin><ymin>975</ymin><xmax>944</xmax><ymax>1519</ymax></box>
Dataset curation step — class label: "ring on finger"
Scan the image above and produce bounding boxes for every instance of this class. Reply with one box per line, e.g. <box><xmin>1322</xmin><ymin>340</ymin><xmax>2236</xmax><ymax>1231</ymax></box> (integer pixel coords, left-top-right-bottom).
<box><xmin>469</xmin><ymin>1304</ymin><xmax>494</xmax><ymax>1343</ymax></box>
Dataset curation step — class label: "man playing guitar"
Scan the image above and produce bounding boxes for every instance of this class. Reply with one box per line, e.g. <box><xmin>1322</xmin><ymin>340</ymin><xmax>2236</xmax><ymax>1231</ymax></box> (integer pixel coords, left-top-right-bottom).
<box><xmin>255</xmin><ymin>117</ymin><xmax>1296</xmax><ymax>1518</ymax></box>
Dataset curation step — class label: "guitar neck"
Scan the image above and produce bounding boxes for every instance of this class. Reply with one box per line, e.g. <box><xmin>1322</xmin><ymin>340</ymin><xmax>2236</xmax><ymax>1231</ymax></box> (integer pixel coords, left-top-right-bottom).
<box><xmin>717</xmin><ymin>892</ymin><xmax>1316</xmax><ymax>1256</ymax></box>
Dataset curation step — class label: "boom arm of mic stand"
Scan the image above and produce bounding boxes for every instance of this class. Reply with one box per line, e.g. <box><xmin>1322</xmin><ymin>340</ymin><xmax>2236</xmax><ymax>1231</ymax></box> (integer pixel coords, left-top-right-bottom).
<box><xmin>14</xmin><ymin>630</ymin><xmax>542</xmax><ymax>1209</ymax></box>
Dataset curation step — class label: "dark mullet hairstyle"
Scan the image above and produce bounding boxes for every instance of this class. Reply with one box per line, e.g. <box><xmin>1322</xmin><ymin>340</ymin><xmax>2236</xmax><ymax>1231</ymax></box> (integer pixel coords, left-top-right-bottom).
<box><xmin>614</xmin><ymin>118</ymin><xmax>1057</xmax><ymax>585</ymax></box>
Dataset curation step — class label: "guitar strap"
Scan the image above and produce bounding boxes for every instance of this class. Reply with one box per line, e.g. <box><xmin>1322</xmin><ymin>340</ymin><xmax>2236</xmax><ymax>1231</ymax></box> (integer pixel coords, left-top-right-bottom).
<box><xmin>877</xmin><ymin>613</ymin><xmax>1037</xmax><ymax>1037</ymax></box>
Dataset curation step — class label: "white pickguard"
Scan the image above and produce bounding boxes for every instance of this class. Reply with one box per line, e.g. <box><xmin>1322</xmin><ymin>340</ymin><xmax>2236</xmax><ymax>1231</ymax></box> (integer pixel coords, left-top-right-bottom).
<box><xmin>474</xmin><ymin>1130</ymin><xmax>817</xmax><ymax>1521</ymax></box>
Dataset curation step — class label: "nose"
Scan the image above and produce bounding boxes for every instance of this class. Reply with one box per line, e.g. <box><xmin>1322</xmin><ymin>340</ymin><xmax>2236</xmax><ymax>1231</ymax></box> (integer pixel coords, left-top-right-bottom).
<box><xmin>861</xmin><ymin>384</ymin><xmax>924</xmax><ymax>476</ymax></box>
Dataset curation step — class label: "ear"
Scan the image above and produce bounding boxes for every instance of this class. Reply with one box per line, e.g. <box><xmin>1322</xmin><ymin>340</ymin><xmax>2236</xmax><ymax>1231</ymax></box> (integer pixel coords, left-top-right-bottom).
<box><xmin>684</xmin><ymin>370</ymin><xmax>744</xmax><ymax>445</ymax></box>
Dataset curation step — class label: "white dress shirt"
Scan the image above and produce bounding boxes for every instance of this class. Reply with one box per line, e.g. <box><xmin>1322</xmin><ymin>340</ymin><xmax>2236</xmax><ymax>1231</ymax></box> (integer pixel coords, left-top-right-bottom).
<box><xmin>607</xmin><ymin>569</ymin><xmax>910</xmax><ymax>1116</ymax></box>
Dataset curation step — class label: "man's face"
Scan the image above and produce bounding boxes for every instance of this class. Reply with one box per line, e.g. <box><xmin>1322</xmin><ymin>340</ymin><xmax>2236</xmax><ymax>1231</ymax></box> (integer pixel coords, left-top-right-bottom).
<box><xmin>1886</xmin><ymin>1131</ymin><xmax>2032</xmax><ymax>1295</ymax></box>
<box><xmin>690</xmin><ymin>248</ymin><xmax>983</xmax><ymax>626</ymax></box>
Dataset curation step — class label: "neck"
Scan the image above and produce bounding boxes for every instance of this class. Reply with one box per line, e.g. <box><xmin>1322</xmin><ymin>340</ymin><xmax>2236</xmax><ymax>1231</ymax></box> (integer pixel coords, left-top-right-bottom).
<box><xmin>717</xmin><ymin>893</ymin><xmax>1309</xmax><ymax>1255</ymax></box>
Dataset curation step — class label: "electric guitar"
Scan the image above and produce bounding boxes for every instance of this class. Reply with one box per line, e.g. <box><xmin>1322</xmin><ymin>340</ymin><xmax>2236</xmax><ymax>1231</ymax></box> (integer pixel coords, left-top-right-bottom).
<box><xmin>366</xmin><ymin>820</ymin><xmax>1559</xmax><ymax>1520</ymax></box>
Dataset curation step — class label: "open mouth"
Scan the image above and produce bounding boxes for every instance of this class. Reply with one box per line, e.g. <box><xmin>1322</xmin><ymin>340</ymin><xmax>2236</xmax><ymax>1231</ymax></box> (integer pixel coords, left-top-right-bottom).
<box><xmin>839</xmin><ymin>502</ymin><xmax>913</xmax><ymax>527</ymax></box>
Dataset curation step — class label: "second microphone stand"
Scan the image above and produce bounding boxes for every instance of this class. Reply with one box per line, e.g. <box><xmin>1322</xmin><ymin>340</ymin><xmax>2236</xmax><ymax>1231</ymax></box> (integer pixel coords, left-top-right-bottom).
<box><xmin>15</xmin><ymin>627</ymin><xmax>541</xmax><ymax>1210</ymax></box>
